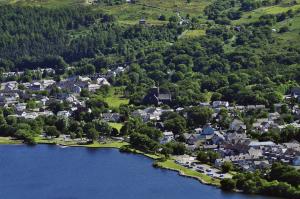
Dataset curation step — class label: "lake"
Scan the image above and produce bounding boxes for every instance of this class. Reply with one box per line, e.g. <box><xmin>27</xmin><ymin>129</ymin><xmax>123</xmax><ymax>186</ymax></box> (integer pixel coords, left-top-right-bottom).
<box><xmin>0</xmin><ymin>145</ymin><xmax>279</xmax><ymax>199</ymax></box>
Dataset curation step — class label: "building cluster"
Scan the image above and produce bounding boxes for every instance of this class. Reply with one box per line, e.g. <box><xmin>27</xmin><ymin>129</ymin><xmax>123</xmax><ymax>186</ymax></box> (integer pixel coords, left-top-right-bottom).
<box><xmin>0</xmin><ymin>67</ymin><xmax>127</xmax><ymax>120</ymax></box>
<box><xmin>130</xmin><ymin>88</ymin><xmax>300</xmax><ymax>171</ymax></box>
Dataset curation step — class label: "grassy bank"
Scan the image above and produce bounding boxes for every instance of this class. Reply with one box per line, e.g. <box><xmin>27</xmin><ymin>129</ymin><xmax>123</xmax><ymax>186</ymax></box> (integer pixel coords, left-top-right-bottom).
<box><xmin>0</xmin><ymin>137</ymin><xmax>22</xmax><ymax>144</ymax></box>
<box><xmin>155</xmin><ymin>159</ymin><xmax>220</xmax><ymax>186</ymax></box>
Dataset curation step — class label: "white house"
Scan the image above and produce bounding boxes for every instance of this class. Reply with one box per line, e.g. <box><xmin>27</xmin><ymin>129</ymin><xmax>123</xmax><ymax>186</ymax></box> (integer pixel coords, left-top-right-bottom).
<box><xmin>212</xmin><ymin>101</ymin><xmax>229</xmax><ymax>108</ymax></box>
<box><xmin>160</xmin><ymin>131</ymin><xmax>174</xmax><ymax>144</ymax></box>
<box><xmin>57</xmin><ymin>111</ymin><xmax>71</xmax><ymax>118</ymax></box>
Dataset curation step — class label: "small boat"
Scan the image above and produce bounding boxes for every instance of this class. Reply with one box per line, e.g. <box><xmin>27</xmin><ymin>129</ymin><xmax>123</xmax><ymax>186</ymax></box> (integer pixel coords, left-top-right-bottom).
<box><xmin>57</xmin><ymin>144</ymin><xmax>68</xmax><ymax>149</ymax></box>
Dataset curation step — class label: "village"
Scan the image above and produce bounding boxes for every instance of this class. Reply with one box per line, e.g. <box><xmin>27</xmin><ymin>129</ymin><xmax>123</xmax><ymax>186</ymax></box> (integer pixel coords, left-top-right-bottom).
<box><xmin>1</xmin><ymin>66</ymin><xmax>300</xmax><ymax>181</ymax></box>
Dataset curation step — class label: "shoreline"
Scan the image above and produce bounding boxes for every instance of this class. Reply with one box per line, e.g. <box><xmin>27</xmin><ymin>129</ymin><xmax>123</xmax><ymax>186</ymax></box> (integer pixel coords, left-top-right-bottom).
<box><xmin>0</xmin><ymin>136</ymin><xmax>219</xmax><ymax>187</ymax></box>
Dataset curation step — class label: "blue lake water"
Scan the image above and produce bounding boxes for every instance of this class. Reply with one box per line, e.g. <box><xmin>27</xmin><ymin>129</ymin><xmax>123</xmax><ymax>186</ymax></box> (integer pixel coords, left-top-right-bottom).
<box><xmin>0</xmin><ymin>145</ymin><xmax>279</xmax><ymax>199</ymax></box>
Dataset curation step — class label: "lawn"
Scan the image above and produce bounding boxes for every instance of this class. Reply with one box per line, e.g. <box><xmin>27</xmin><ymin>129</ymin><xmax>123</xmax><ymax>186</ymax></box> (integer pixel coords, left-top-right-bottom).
<box><xmin>157</xmin><ymin>160</ymin><xmax>220</xmax><ymax>186</ymax></box>
<box><xmin>102</xmin><ymin>87</ymin><xmax>129</xmax><ymax>109</ymax></box>
<box><xmin>108</xmin><ymin>122</ymin><xmax>124</xmax><ymax>131</ymax></box>
<box><xmin>0</xmin><ymin>137</ymin><xmax>22</xmax><ymax>144</ymax></box>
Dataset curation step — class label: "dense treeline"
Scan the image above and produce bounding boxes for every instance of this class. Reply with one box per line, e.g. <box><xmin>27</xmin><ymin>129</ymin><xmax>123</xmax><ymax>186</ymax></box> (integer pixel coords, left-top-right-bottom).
<box><xmin>0</xmin><ymin>5</ymin><xmax>181</xmax><ymax>71</ymax></box>
<box><xmin>221</xmin><ymin>163</ymin><xmax>300</xmax><ymax>199</ymax></box>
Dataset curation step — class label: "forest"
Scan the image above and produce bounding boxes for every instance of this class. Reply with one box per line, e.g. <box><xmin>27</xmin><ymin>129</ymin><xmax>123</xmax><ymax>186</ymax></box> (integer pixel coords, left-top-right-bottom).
<box><xmin>0</xmin><ymin>0</ymin><xmax>300</xmax><ymax>198</ymax></box>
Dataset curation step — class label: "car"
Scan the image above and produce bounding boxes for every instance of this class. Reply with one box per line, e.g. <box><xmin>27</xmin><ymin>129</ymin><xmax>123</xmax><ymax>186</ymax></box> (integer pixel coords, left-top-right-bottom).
<box><xmin>206</xmin><ymin>169</ymin><xmax>212</xmax><ymax>172</ymax></box>
<box><xmin>196</xmin><ymin>168</ymin><xmax>204</xmax><ymax>173</ymax></box>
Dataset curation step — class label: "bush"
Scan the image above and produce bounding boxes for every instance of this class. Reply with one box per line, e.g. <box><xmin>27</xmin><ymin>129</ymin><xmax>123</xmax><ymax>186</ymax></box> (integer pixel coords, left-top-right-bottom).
<box><xmin>220</xmin><ymin>178</ymin><xmax>236</xmax><ymax>191</ymax></box>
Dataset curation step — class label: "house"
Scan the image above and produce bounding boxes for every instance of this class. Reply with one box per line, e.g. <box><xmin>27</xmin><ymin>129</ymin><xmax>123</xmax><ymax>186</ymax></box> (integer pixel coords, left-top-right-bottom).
<box><xmin>70</xmin><ymin>84</ymin><xmax>82</xmax><ymax>94</ymax></box>
<box><xmin>2</xmin><ymin>81</ymin><xmax>18</xmax><ymax>91</ymax></box>
<box><xmin>38</xmin><ymin>110</ymin><xmax>54</xmax><ymax>117</ymax></box>
<box><xmin>235</xmin><ymin>105</ymin><xmax>246</xmax><ymax>111</ymax></box>
<box><xmin>41</xmin><ymin>96</ymin><xmax>49</xmax><ymax>106</ymax></box>
<box><xmin>273</xmin><ymin>104</ymin><xmax>283</xmax><ymax>112</ymax></box>
<box><xmin>57</xmin><ymin>111</ymin><xmax>71</xmax><ymax>118</ymax></box>
<box><xmin>211</xmin><ymin>131</ymin><xmax>225</xmax><ymax>145</ymax></box>
<box><xmin>21</xmin><ymin>112</ymin><xmax>39</xmax><ymax>119</ymax></box>
<box><xmin>194</xmin><ymin>128</ymin><xmax>202</xmax><ymax>134</ymax></box>
<box><xmin>87</xmin><ymin>84</ymin><xmax>101</xmax><ymax>92</ymax></box>
<box><xmin>160</xmin><ymin>131</ymin><xmax>174</xmax><ymax>144</ymax></box>
<box><xmin>139</xmin><ymin>18</ymin><xmax>146</xmax><ymax>25</ymax></box>
<box><xmin>41</xmin><ymin>79</ymin><xmax>56</xmax><ymax>88</ymax></box>
<box><xmin>15</xmin><ymin>103</ymin><xmax>27</xmax><ymax>113</ymax></box>
<box><xmin>201</xmin><ymin>124</ymin><xmax>215</xmax><ymax>136</ymax></box>
<box><xmin>30</xmin><ymin>82</ymin><xmax>43</xmax><ymax>91</ymax></box>
<box><xmin>212</xmin><ymin>101</ymin><xmax>229</xmax><ymax>108</ymax></box>
<box><xmin>229</xmin><ymin>119</ymin><xmax>246</xmax><ymax>132</ymax></box>
<box><xmin>96</xmin><ymin>78</ymin><xmax>110</xmax><ymax>86</ymax></box>
<box><xmin>185</xmin><ymin>134</ymin><xmax>201</xmax><ymax>145</ymax></box>
<box><xmin>283</xmin><ymin>140</ymin><xmax>300</xmax><ymax>153</ymax></box>
<box><xmin>253</xmin><ymin>160</ymin><xmax>270</xmax><ymax>170</ymax></box>
<box><xmin>102</xmin><ymin>113</ymin><xmax>121</xmax><ymax>122</ymax></box>
<box><xmin>248</xmin><ymin>141</ymin><xmax>276</xmax><ymax>149</ymax></box>
<box><xmin>291</xmin><ymin>87</ymin><xmax>300</xmax><ymax>97</ymax></box>
<box><xmin>268</xmin><ymin>112</ymin><xmax>280</xmax><ymax>121</ymax></box>
<box><xmin>199</xmin><ymin>102</ymin><xmax>210</xmax><ymax>107</ymax></box>
<box><xmin>255</xmin><ymin>105</ymin><xmax>266</xmax><ymax>110</ymax></box>
<box><xmin>293</xmin><ymin>156</ymin><xmax>300</xmax><ymax>166</ymax></box>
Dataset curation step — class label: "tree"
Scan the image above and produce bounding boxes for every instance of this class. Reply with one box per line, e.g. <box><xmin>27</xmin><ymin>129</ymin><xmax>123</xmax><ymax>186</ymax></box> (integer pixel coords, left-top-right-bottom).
<box><xmin>45</xmin><ymin>126</ymin><xmax>60</xmax><ymax>138</ymax></box>
<box><xmin>86</xmin><ymin>128</ymin><xmax>99</xmax><ymax>142</ymax></box>
<box><xmin>207</xmin><ymin>150</ymin><xmax>220</xmax><ymax>163</ymax></box>
<box><xmin>220</xmin><ymin>178</ymin><xmax>236</xmax><ymax>191</ymax></box>
<box><xmin>221</xmin><ymin>161</ymin><xmax>234</xmax><ymax>173</ymax></box>
<box><xmin>197</xmin><ymin>151</ymin><xmax>208</xmax><ymax>163</ymax></box>
<box><xmin>187</xmin><ymin>107</ymin><xmax>213</xmax><ymax>127</ymax></box>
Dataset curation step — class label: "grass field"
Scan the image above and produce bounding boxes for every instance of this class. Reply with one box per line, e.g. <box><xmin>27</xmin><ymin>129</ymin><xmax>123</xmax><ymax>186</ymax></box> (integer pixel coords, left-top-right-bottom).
<box><xmin>234</xmin><ymin>3</ymin><xmax>300</xmax><ymax>25</ymax></box>
<box><xmin>102</xmin><ymin>87</ymin><xmax>129</xmax><ymax>109</ymax></box>
<box><xmin>1</xmin><ymin>0</ymin><xmax>212</xmax><ymax>25</ymax></box>
<box><xmin>179</xmin><ymin>29</ymin><xmax>206</xmax><ymax>39</ymax></box>
<box><xmin>1</xmin><ymin>0</ymin><xmax>85</xmax><ymax>7</ymax></box>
